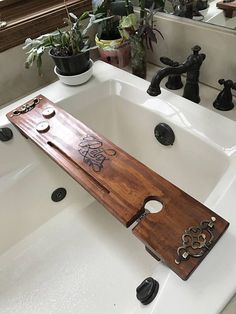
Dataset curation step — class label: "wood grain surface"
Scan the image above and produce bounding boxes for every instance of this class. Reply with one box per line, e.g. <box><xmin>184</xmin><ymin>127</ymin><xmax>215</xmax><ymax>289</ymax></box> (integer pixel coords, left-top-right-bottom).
<box><xmin>217</xmin><ymin>1</ymin><xmax>236</xmax><ymax>17</ymax></box>
<box><xmin>217</xmin><ymin>0</ymin><xmax>236</xmax><ymax>10</ymax></box>
<box><xmin>7</xmin><ymin>95</ymin><xmax>229</xmax><ymax>280</ymax></box>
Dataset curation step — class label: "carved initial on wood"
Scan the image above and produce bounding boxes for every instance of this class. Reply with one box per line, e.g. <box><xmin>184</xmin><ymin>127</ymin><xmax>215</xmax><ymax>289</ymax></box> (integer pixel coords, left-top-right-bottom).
<box><xmin>78</xmin><ymin>135</ymin><xmax>116</xmax><ymax>172</ymax></box>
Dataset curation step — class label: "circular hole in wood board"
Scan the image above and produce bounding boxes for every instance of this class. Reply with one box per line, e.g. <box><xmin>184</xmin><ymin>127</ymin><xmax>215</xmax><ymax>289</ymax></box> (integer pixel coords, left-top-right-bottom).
<box><xmin>144</xmin><ymin>199</ymin><xmax>163</xmax><ymax>214</ymax></box>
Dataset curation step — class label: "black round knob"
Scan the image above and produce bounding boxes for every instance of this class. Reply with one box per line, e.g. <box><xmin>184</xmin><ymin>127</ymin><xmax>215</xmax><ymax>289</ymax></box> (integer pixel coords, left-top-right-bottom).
<box><xmin>136</xmin><ymin>277</ymin><xmax>159</xmax><ymax>305</ymax></box>
<box><xmin>154</xmin><ymin>123</ymin><xmax>175</xmax><ymax>146</ymax></box>
<box><xmin>0</xmin><ymin>127</ymin><xmax>13</xmax><ymax>142</ymax></box>
<box><xmin>192</xmin><ymin>45</ymin><xmax>201</xmax><ymax>54</ymax></box>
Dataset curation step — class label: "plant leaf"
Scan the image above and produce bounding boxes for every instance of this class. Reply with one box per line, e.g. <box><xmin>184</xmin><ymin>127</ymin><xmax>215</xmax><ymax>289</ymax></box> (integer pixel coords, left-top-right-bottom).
<box><xmin>153</xmin><ymin>28</ymin><xmax>164</xmax><ymax>40</ymax></box>
<box><xmin>78</xmin><ymin>11</ymin><xmax>89</xmax><ymax>21</ymax></box>
<box><xmin>69</xmin><ymin>12</ymin><xmax>78</xmax><ymax>21</ymax></box>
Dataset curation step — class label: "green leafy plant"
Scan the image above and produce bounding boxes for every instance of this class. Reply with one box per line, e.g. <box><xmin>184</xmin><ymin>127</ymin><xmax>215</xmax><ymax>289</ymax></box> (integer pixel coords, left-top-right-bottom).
<box><xmin>23</xmin><ymin>4</ymin><xmax>93</xmax><ymax>75</ymax></box>
<box><xmin>119</xmin><ymin>1</ymin><xmax>164</xmax><ymax>78</ymax></box>
<box><xmin>93</xmin><ymin>0</ymin><xmax>133</xmax><ymax>40</ymax></box>
<box><xmin>119</xmin><ymin>1</ymin><xmax>164</xmax><ymax>51</ymax></box>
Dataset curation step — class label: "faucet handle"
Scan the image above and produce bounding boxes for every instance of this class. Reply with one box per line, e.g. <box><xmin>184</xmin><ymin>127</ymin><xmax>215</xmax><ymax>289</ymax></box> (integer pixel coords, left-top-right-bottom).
<box><xmin>160</xmin><ymin>57</ymin><xmax>183</xmax><ymax>90</ymax></box>
<box><xmin>191</xmin><ymin>45</ymin><xmax>201</xmax><ymax>54</ymax></box>
<box><xmin>213</xmin><ymin>79</ymin><xmax>236</xmax><ymax>111</ymax></box>
<box><xmin>218</xmin><ymin>79</ymin><xmax>236</xmax><ymax>90</ymax></box>
<box><xmin>160</xmin><ymin>57</ymin><xmax>179</xmax><ymax>67</ymax></box>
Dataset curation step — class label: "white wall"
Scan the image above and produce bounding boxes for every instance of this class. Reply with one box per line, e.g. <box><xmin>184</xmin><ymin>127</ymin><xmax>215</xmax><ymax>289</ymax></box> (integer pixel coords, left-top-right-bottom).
<box><xmin>148</xmin><ymin>13</ymin><xmax>236</xmax><ymax>92</ymax></box>
<box><xmin>0</xmin><ymin>45</ymin><xmax>56</xmax><ymax>107</ymax></box>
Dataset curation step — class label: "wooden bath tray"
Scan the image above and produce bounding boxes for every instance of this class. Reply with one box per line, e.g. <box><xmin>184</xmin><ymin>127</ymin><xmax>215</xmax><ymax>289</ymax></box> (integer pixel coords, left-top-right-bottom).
<box><xmin>7</xmin><ymin>95</ymin><xmax>229</xmax><ymax>280</ymax></box>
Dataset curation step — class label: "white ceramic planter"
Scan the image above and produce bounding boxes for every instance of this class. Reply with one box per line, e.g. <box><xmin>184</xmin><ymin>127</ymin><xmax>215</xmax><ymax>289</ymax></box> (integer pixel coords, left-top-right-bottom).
<box><xmin>54</xmin><ymin>59</ymin><xmax>93</xmax><ymax>86</ymax></box>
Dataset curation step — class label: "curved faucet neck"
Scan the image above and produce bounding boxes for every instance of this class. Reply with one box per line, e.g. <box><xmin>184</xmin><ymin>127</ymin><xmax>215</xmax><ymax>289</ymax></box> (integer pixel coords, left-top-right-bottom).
<box><xmin>147</xmin><ymin>47</ymin><xmax>206</xmax><ymax>102</ymax></box>
<box><xmin>148</xmin><ymin>60</ymin><xmax>194</xmax><ymax>96</ymax></box>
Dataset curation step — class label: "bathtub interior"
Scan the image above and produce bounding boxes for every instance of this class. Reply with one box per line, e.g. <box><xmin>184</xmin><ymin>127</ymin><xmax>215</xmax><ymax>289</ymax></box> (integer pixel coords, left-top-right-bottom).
<box><xmin>0</xmin><ymin>132</ymin><xmax>92</xmax><ymax>255</ymax></box>
<box><xmin>0</xmin><ymin>132</ymin><xmax>157</xmax><ymax>313</ymax></box>
<box><xmin>58</xmin><ymin>79</ymin><xmax>229</xmax><ymax>202</ymax></box>
<box><xmin>0</xmin><ymin>198</ymin><xmax>158</xmax><ymax>314</ymax></box>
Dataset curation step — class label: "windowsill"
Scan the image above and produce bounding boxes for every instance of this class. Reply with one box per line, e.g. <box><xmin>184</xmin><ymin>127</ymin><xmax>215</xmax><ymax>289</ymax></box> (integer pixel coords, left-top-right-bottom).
<box><xmin>0</xmin><ymin>0</ymin><xmax>91</xmax><ymax>52</ymax></box>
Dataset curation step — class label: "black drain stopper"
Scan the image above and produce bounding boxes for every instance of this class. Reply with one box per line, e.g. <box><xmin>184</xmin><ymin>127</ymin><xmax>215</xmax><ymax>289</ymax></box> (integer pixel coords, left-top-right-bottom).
<box><xmin>51</xmin><ymin>188</ymin><xmax>67</xmax><ymax>202</ymax></box>
<box><xmin>0</xmin><ymin>128</ymin><xmax>13</xmax><ymax>142</ymax></box>
<box><xmin>154</xmin><ymin>123</ymin><xmax>175</xmax><ymax>146</ymax></box>
<box><xmin>136</xmin><ymin>277</ymin><xmax>159</xmax><ymax>305</ymax></box>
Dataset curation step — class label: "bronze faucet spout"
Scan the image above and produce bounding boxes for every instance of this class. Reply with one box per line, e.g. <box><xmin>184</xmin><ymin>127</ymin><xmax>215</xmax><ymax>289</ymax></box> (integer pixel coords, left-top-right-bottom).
<box><xmin>147</xmin><ymin>46</ymin><xmax>206</xmax><ymax>104</ymax></box>
<box><xmin>147</xmin><ymin>60</ymin><xmax>193</xmax><ymax>96</ymax></box>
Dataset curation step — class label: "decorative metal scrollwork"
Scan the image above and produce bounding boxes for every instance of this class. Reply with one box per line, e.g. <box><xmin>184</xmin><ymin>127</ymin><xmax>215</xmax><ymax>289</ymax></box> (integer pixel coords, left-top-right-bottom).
<box><xmin>78</xmin><ymin>135</ymin><xmax>116</xmax><ymax>172</ymax></box>
<box><xmin>175</xmin><ymin>217</ymin><xmax>216</xmax><ymax>265</ymax></box>
<box><xmin>10</xmin><ymin>97</ymin><xmax>41</xmax><ymax>117</ymax></box>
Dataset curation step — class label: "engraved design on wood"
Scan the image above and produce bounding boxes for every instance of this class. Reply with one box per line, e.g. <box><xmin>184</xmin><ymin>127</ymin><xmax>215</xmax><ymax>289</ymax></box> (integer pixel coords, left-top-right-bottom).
<box><xmin>175</xmin><ymin>217</ymin><xmax>216</xmax><ymax>265</ymax></box>
<box><xmin>78</xmin><ymin>135</ymin><xmax>116</xmax><ymax>172</ymax></box>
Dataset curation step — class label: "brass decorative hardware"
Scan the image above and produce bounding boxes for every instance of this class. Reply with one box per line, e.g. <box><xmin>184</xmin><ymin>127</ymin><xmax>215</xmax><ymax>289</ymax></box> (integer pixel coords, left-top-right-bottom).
<box><xmin>175</xmin><ymin>217</ymin><xmax>216</xmax><ymax>264</ymax></box>
<box><xmin>10</xmin><ymin>97</ymin><xmax>41</xmax><ymax>117</ymax></box>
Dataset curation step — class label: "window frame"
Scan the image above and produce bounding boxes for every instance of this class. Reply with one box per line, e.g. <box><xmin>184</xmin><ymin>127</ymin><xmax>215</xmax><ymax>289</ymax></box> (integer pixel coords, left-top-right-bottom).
<box><xmin>0</xmin><ymin>0</ymin><xmax>92</xmax><ymax>52</ymax></box>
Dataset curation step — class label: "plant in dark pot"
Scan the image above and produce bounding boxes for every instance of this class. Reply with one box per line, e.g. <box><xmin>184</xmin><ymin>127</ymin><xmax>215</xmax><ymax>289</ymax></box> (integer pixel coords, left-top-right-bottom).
<box><xmin>93</xmin><ymin>0</ymin><xmax>133</xmax><ymax>68</ymax></box>
<box><xmin>23</xmin><ymin>2</ymin><xmax>95</xmax><ymax>82</ymax></box>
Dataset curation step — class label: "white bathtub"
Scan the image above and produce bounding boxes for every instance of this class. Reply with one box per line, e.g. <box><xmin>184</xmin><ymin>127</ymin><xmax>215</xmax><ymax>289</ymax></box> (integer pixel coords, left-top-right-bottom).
<box><xmin>1</xmin><ymin>61</ymin><xmax>236</xmax><ymax>314</ymax></box>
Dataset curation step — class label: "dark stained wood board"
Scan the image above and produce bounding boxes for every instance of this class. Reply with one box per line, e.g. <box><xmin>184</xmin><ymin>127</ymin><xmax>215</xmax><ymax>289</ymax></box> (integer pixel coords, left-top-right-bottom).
<box><xmin>7</xmin><ymin>95</ymin><xmax>229</xmax><ymax>280</ymax></box>
<box><xmin>217</xmin><ymin>1</ymin><xmax>236</xmax><ymax>17</ymax></box>
<box><xmin>217</xmin><ymin>1</ymin><xmax>236</xmax><ymax>10</ymax></box>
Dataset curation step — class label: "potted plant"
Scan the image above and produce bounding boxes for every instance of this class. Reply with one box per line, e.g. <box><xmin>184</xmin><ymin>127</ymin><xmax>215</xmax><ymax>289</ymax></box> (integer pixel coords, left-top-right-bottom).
<box><xmin>23</xmin><ymin>2</ymin><xmax>94</xmax><ymax>80</ymax></box>
<box><xmin>93</xmin><ymin>0</ymin><xmax>133</xmax><ymax>68</ymax></box>
<box><xmin>119</xmin><ymin>1</ymin><xmax>164</xmax><ymax>78</ymax></box>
